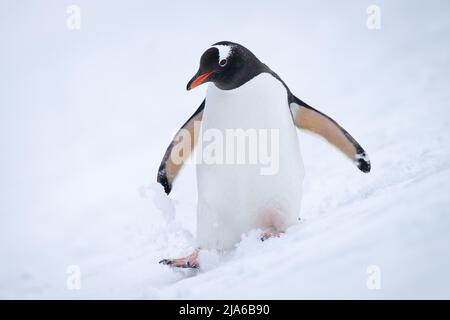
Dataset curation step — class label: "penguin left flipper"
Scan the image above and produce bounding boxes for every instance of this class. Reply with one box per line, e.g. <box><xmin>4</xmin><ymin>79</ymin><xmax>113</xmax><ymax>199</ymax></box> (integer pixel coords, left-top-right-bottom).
<box><xmin>289</xmin><ymin>95</ymin><xmax>371</xmax><ymax>173</ymax></box>
<box><xmin>157</xmin><ymin>100</ymin><xmax>205</xmax><ymax>194</ymax></box>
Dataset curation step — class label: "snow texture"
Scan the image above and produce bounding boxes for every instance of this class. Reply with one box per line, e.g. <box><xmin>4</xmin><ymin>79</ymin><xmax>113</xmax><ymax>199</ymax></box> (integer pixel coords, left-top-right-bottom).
<box><xmin>1</xmin><ymin>0</ymin><xmax>450</xmax><ymax>299</ymax></box>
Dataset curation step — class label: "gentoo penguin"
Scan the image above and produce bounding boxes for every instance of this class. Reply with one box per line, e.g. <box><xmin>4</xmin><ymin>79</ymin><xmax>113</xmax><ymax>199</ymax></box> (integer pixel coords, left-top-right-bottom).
<box><xmin>158</xmin><ymin>41</ymin><xmax>370</xmax><ymax>268</ymax></box>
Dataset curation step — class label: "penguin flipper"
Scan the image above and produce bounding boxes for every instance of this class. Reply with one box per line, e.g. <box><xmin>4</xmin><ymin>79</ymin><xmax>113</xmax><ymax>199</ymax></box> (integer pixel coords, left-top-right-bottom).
<box><xmin>289</xmin><ymin>96</ymin><xmax>371</xmax><ymax>173</ymax></box>
<box><xmin>157</xmin><ymin>99</ymin><xmax>205</xmax><ymax>194</ymax></box>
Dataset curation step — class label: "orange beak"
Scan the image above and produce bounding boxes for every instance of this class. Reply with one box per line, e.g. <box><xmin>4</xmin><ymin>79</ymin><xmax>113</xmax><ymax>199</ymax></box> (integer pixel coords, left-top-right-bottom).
<box><xmin>187</xmin><ymin>71</ymin><xmax>215</xmax><ymax>90</ymax></box>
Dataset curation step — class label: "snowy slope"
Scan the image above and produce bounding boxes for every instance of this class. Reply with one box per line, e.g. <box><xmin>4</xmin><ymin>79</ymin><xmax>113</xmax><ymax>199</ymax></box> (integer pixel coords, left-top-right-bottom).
<box><xmin>1</xmin><ymin>0</ymin><xmax>450</xmax><ymax>299</ymax></box>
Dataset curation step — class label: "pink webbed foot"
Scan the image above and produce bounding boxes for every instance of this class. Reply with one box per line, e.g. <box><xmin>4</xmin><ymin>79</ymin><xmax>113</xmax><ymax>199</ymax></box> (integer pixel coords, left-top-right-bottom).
<box><xmin>260</xmin><ymin>230</ymin><xmax>284</xmax><ymax>242</ymax></box>
<box><xmin>159</xmin><ymin>249</ymin><xmax>200</xmax><ymax>269</ymax></box>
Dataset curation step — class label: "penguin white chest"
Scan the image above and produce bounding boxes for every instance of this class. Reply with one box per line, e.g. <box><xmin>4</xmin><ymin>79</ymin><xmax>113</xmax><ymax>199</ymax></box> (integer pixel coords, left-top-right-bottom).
<box><xmin>196</xmin><ymin>73</ymin><xmax>304</xmax><ymax>250</ymax></box>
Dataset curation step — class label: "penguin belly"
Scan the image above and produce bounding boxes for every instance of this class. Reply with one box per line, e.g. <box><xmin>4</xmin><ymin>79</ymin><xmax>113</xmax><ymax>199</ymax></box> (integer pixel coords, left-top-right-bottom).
<box><xmin>196</xmin><ymin>73</ymin><xmax>304</xmax><ymax>250</ymax></box>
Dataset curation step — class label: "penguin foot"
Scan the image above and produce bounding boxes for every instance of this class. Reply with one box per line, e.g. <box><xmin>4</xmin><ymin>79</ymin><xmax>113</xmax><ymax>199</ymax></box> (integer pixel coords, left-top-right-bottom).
<box><xmin>159</xmin><ymin>249</ymin><xmax>200</xmax><ymax>269</ymax></box>
<box><xmin>260</xmin><ymin>230</ymin><xmax>284</xmax><ymax>242</ymax></box>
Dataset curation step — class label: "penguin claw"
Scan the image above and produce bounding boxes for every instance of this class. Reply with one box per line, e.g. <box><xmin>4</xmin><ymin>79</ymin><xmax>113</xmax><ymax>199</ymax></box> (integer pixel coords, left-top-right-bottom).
<box><xmin>159</xmin><ymin>250</ymin><xmax>200</xmax><ymax>269</ymax></box>
<box><xmin>159</xmin><ymin>258</ymin><xmax>199</xmax><ymax>269</ymax></box>
<box><xmin>159</xmin><ymin>259</ymin><xmax>174</xmax><ymax>266</ymax></box>
<box><xmin>260</xmin><ymin>230</ymin><xmax>283</xmax><ymax>242</ymax></box>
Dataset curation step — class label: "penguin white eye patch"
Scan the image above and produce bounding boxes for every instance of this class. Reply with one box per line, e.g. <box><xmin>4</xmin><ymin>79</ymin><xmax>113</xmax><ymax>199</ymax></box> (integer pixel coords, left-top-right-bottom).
<box><xmin>212</xmin><ymin>45</ymin><xmax>232</xmax><ymax>63</ymax></box>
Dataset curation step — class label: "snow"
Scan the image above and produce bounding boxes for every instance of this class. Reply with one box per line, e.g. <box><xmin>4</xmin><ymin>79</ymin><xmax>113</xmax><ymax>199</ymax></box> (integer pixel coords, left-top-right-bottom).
<box><xmin>1</xmin><ymin>0</ymin><xmax>450</xmax><ymax>299</ymax></box>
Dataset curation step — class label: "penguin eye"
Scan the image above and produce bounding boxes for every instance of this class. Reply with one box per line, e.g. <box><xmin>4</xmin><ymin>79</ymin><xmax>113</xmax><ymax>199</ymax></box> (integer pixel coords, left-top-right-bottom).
<box><xmin>219</xmin><ymin>59</ymin><xmax>227</xmax><ymax>67</ymax></box>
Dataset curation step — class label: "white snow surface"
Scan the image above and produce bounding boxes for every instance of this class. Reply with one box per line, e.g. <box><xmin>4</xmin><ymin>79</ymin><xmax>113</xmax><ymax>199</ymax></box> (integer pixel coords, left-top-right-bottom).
<box><xmin>1</xmin><ymin>0</ymin><xmax>450</xmax><ymax>299</ymax></box>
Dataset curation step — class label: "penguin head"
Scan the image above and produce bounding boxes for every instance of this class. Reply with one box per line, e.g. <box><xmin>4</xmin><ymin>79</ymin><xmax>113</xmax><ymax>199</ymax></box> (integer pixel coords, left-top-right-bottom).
<box><xmin>187</xmin><ymin>41</ymin><xmax>265</xmax><ymax>91</ymax></box>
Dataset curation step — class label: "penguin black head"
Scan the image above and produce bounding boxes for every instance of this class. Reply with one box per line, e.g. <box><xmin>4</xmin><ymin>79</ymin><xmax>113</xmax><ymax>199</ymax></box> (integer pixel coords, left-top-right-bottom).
<box><xmin>187</xmin><ymin>41</ymin><xmax>267</xmax><ymax>91</ymax></box>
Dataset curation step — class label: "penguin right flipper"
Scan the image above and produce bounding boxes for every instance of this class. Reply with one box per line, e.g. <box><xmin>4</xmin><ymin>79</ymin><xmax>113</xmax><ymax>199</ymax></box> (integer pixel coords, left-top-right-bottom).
<box><xmin>157</xmin><ymin>100</ymin><xmax>205</xmax><ymax>194</ymax></box>
<box><xmin>289</xmin><ymin>95</ymin><xmax>371</xmax><ymax>173</ymax></box>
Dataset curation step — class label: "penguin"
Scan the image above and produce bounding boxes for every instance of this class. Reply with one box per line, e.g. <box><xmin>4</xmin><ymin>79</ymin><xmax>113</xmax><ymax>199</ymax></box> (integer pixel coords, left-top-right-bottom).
<box><xmin>158</xmin><ymin>41</ymin><xmax>370</xmax><ymax>268</ymax></box>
